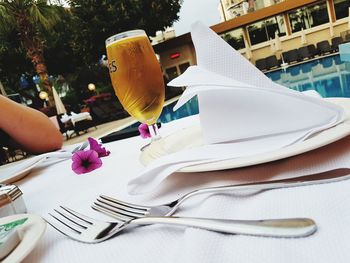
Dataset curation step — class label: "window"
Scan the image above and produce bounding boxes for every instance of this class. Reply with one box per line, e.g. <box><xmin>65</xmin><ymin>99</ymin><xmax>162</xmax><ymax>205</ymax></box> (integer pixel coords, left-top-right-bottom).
<box><xmin>179</xmin><ymin>62</ymin><xmax>190</xmax><ymax>74</ymax></box>
<box><xmin>165</xmin><ymin>66</ymin><xmax>178</xmax><ymax>81</ymax></box>
<box><xmin>247</xmin><ymin>15</ymin><xmax>286</xmax><ymax>45</ymax></box>
<box><xmin>221</xmin><ymin>28</ymin><xmax>245</xmax><ymax>50</ymax></box>
<box><xmin>288</xmin><ymin>1</ymin><xmax>329</xmax><ymax>33</ymax></box>
<box><xmin>334</xmin><ymin>0</ymin><xmax>350</xmax><ymax>20</ymax></box>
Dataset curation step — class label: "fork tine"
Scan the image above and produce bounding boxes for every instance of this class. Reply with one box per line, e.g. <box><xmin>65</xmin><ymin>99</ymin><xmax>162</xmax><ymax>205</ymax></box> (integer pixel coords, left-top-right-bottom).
<box><xmin>91</xmin><ymin>204</ymin><xmax>132</xmax><ymax>221</ymax></box>
<box><xmin>47</xmin><ymin>213</ymin><xmax>95</xmax><ymax>243</ymax></box>
<box><xmin>100</xmin><ymin>195</ymin><xmax>150</xmax><ymax>211</ymax></box>
<box><xmin>94</xmin><ymin>200</ymin><xmax>140</xmax><ymax>220</ymax></box>
<box><xmin>47</xmin><ymin>216</ymin><xmax>83</xmax><ymax>241</ymax></box>
<box><xmin>53</xmin><ymin>209</ymin><xmax>88</xmax><ymax>229</ymax></box>
<box><xmin>80</xmin><ymin>141</ymin><xmax>89</xmax><ymax>150</ymax></box>
<box><xmin>48</xmin><ymin>212</ymin><xmax>82</xmax><ymax>234</ymax></box>
<box><xmin>48</xmin><ymin>206</ymin><xmax>128</xmax><ymax>243</ymax></box>
<box><xmin>60</xmin><ymin>206</ymin><xmax>94</xmax><ymax>224</ymax></box>
<box><xmin>96</xmin><ymin>198</ymin><xmax>147</xmax><ymax>217</ymax></box>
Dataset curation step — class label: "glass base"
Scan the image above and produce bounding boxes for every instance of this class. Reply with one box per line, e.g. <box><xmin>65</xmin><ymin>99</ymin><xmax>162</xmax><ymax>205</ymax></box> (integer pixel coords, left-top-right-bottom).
<box><xmin>148</xmin><ymin>123</ymin><xmax>161</xmax><ymax>141</ymax></box>
<box><xmin>140</xmin><ymin>123</ymin><xmax>161</xmax><ymax>152</ymax></box>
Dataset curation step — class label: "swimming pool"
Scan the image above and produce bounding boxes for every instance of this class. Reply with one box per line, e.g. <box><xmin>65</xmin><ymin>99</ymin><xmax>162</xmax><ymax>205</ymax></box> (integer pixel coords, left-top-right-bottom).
<box><xmin>265</xmin><ymin>54</ymin><xmax>350</xmax><ymax>98</ymax></box>
<box><xmin>123</xmin><ymin>97</ymin><xmax>199</xmax><ymax>130</ymax></box>
<box><xmin>134</xmin><ymin>54</ymin><xmax>350</xmax><ymax>127</ymax></box>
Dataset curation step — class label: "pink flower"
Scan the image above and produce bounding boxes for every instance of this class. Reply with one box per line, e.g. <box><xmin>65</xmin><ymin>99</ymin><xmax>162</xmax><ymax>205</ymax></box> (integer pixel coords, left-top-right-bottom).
<box><xmin>71</xmin><ymin>150</ymin><xmax>102</xmax><ymax>174</ymax></box>
<box><xmin>138</xmin><ymin>123</ymin><xmax>151</xmax><ymax>139</ymax></box>
<box><xmin>88</xmin><ymin>137</ymin><xmax>110</xmax><ymax>157</ymax></box>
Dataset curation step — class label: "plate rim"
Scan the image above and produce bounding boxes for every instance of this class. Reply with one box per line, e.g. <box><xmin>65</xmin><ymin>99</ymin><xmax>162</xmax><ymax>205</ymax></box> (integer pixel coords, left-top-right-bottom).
<box><xmin>0</xmin><ymin>157</ymin><xmax>44</xmax><ymax>184</ymax></box>
<box><xmin>1</xmin><ymin>214</ymin><xmax>47</xmax><ymax>263</ymax></box>
<box><xmin>142</xmin><ymin>97</ymin><xmax>350</xmax><ymax>173</ymax></box>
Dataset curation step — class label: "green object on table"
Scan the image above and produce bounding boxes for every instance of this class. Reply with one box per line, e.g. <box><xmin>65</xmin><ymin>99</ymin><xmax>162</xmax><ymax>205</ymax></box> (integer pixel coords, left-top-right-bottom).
<box><xmin>0</xmin><ymin>217</ymin><xmax>27</xmax><ymax>259</ymax></box>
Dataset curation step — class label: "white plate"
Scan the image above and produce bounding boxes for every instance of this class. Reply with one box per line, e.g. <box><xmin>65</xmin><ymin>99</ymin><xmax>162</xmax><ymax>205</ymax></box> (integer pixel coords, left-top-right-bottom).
<box><xmin>140</xmin><ymin>98</ymin><xmax>350</xmax><ymax>172</ymax></box>
<box><xmin>1</xmin><ymin>214</ymin><xmax>47</xmax><ymax>263</ymax></box>
<box><xmin>0</xmin><ymin>157</ymin><xmax>45</xmax><ymax>184</ymax></box>
<box><xmin>0</xmin><ymin>152</ymin><xmax>72</xmax><ymax>184</ymax></box>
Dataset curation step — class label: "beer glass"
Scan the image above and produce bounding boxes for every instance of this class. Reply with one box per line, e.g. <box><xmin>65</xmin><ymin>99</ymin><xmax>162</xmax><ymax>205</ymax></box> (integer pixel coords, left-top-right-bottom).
<box><xmin>106</xmin><ymin>30</ymin><xmax>165</xmax><ymax>139</ymax></box>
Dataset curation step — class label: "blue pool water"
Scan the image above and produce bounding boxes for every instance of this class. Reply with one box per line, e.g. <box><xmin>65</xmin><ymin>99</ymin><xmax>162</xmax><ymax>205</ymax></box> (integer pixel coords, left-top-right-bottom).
<box><xmin>265</xmin><ymin>54</ymin><xmax>350</xmax><ymax>97</ymax></box>
<box><xmin>159</xmin><ymin>97</ymin><xmax>199</xmax><ymax>124</ymax></box>
<box><xmin>133</xmin><ymin>54</ymin><xmax>350</xmax><ymax>127</ymax></box>
<box><xmin>128</xmin><ymin>97</ymin><xmax>199</xmax><ymax>128</ymax></box>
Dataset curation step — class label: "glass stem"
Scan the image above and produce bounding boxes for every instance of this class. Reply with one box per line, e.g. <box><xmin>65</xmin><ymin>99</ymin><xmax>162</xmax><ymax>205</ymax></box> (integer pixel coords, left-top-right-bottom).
<box><xmin>148</xmin><ymin>123</ymin><xmax>160</xmax><ymax>141</ymax></box>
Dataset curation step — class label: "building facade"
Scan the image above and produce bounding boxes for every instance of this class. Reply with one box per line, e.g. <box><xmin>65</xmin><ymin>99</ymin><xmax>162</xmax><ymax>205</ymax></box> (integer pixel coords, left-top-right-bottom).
<box><xmin>154</xmin><ymin>0</ymin><xmax>350</xmax><ymax>81</ymax></box>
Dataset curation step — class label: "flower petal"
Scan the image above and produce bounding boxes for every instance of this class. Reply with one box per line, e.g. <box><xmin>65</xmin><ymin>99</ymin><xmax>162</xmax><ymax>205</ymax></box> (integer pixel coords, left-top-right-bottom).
<box><xmin>86</xmin><ymin>149</ymin><xmax>99</xmax><ymax>161</ymax></box>
<box><xmin>71</xmin><ymin>150</ymin><xmax>102</xmax><ymax>174</ymax></box>
<box><xmin>88</xmin><ymin>137</ymin><xmax>110</xmax><ymax>157</ymax></box>
<box><xmin>138</xmin><ymin>123</ymin><xmax>151</xmax><ymax>139</ymax></box>
<box><xmin>72</xmin><ymin>163</ymin><xmax>89</xmax><ymax>174</ymax></box>
<box><xmin>86</xmin><ymin>159</ymin><xmax>103</xmax><ymax>171</ymax></box>
<box><xmin>71</xmin><ymin>150</ymin><xmax>85</xmax><ymax>163</ymax></box>
<box><xmin>88</xmin><ymin>137</ymin><xmax>99</xmax><ymax>150</ymax></box>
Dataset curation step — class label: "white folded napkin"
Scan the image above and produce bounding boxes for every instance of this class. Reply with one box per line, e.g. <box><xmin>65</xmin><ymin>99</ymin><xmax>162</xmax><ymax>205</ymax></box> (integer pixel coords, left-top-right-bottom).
<box><xmin>127</xmin><ymin>22</ymin><xmax>345</xmax><ymax>195</ymax></box>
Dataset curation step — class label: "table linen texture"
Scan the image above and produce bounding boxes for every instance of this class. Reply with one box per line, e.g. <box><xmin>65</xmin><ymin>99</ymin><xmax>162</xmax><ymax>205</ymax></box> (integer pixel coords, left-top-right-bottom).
<box><xmin>10</xmin><ymin>113</ymin><xmax>350</xmax><ymax>263</ymax></box>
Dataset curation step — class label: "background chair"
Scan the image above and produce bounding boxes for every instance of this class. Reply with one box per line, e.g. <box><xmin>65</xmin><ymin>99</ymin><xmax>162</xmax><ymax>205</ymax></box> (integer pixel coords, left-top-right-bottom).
<box><xmin>307</xmin><ymin>44</ymin><xmax>318</xmax><ymax>57</ymax></box>
<box><xmin>331</xmin><ymin>37</ymin><xmax>343</xmax><ymax>52</ymax></box>
<box><xmin>298</xmin><ymin>46</ymin><xmax>312</xmax><ymax>60</ymax></box>
<box><xmin>0</xmin><ymin>144</ymin><xmax>27</xmax><ymax>164</ymax></box>
<box><xmin>73</xmin><ymin>119</ymin><xmax>97</xmax><ymax>135</ymax></box>
<box><xmin>265</xmin><ymin>55</ymin><xmax>279</xmax><ymax>69</ymax></box>
<box><xmin>283</xmin><ymin>49</ymin><xmax>299</xmax><ymax>64</ymax></box>
<box><xmin>0</xmin><ymin>147</ymin><xmax>9</xmax><ymax>165</ymax></box>
<box><xmin>56</xmin><ymin>114</ymin><xmax>73</xmax><ymax>140</ymax></box>
<box><xmin>255</xmin><ymin>58</ymin><xmax>267</xmax><ymax>71</ymax></box>
<box><xmin>316</xmin><ymin>40</ymin><xmax>332</xmax><ymax>55</ymax></box>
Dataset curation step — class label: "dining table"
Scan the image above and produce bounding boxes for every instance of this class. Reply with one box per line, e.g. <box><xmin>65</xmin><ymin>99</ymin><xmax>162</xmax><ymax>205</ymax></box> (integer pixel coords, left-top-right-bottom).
<box><xmin>7</xmin><ymin>111</ymin><xmax>350</xmax><ymax>263</ymax></box>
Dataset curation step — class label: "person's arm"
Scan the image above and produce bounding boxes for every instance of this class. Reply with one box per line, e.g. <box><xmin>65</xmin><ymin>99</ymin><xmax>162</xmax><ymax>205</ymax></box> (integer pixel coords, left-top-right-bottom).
<box><xmin>0</xmin><ymin>95</ymin><xmax>63</xmax><ymax>153</ymax></box>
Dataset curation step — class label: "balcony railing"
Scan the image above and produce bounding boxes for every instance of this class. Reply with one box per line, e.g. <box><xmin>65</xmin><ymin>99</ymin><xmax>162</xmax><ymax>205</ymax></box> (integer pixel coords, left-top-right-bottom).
<box><xmin>224</xmin><ymin>0</ymin><xmax>286</xmax><ymax>20</ymax></box>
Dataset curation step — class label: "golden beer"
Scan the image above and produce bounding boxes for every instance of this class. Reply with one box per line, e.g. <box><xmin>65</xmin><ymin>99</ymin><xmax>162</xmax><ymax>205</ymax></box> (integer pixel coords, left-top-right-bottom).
<box><xmin>106</xmin><ymin>30</ymin><xmax>165</xmax><ymax>125</ymax></box>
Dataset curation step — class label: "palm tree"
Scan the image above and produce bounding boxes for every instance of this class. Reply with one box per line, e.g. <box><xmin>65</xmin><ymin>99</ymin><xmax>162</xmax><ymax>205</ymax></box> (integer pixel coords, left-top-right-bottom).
<box><xmin>0</xmin><ymin>0</ymin><xmax>62</xmax><ymax>106</ymax></box>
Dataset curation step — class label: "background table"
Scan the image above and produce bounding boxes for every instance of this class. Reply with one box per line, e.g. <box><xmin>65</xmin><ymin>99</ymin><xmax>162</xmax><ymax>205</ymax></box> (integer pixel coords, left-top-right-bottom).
<box><xmin>13</xmin><ymin>115</ymin><xmax>350</xmax><ymax>262</ymax></box>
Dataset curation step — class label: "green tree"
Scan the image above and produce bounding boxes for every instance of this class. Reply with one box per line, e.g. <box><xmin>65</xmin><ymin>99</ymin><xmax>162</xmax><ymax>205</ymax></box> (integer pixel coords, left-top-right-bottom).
<box><xmin>0</xmin><ymin>0</ymin><xmax>183</xmax><ymax>110</ymax></box>
<box><xmin>43</xmin><ymin>8</ymin><xmax>78</xmax><ymax>76</ymax></box>
<box><xmin>0</xmin><ymin>28</ymin><xmax>31</xmax><ymax>92</ymax></box>
<box><xmin>0</xmin><ymin>0</ymin><xmax>63</xmax><ymax>106</ymax></box>
<box><xmin>68</xmin><ymin>0</ymin><xmax>183</xmax><ymax>66</ymax></box>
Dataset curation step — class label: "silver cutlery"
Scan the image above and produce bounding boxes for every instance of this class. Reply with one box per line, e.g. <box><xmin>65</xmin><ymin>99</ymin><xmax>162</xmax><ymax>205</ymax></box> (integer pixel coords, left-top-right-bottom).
<box><xmin>93</xmin><ymin>168</ymin><xmax>350</xmax><ymax>220</ymax></box>
<box><xmin>58</xmin><ymin>141</ymin><xmax>89</xmax><ymax>155</ymax></box>
<box><xmin>47</xmin><ymin>206</ymin><xmax>317</xmax><ymax>243</ymax></box>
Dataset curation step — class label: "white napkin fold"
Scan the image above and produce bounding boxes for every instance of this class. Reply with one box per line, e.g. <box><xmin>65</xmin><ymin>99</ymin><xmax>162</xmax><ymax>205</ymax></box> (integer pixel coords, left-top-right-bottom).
<box><xmin>170</xmin><ymin>66</ymin><xmax>343</xmax><ymax>144</ymax></box>
<box><xmin>127</xmin><ymin>22</ymin><xmax>345</xmax><ymax>194</ymax></box>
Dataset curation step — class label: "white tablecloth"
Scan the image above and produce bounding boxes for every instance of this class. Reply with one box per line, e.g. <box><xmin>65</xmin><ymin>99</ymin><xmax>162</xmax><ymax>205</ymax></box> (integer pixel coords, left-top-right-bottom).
<box><xmin>13</xmin><ymin>115</ymin><xmax>350</xmax><ymax>262</ymax></box>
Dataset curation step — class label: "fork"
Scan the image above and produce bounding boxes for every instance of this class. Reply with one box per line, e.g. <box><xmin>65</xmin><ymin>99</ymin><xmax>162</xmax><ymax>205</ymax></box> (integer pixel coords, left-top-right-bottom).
<box><xmin>57</xmin><ymin>141</ymin><xmax>89</xmax><ymax>156</ymax></box>
<box><xmin>47</xmin><ymin>206</ymin><xmax>316</xmax><ymax>243</ymax></box>
<box><xmin>92</xmin><ymin>168</ymin><xmax>350</xmax><ymax>220</ymax></box>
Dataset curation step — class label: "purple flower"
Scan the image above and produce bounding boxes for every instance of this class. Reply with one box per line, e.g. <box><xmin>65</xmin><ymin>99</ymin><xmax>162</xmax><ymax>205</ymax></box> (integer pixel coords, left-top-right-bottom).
<box><xmin>71</xmin><ymin>150</ymin><xmax>102</xmax><ymax>175</ymax></box>
<box><xmin>138</xmin><ymin>123</ymin><xmax>151</xmax><ymax>139</ymax></box>
<box><xmin>88</xmin><ymin>137</ymin><xmax>110</xmax><ymax>157</ymax></box>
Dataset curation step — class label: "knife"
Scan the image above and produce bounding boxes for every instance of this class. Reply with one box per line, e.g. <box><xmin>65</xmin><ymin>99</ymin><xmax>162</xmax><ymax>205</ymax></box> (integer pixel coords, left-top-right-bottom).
<box><xmin>193</xmin><ymin>168</ymin><xmax>350</xmax><ymax>195</ymax></box>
